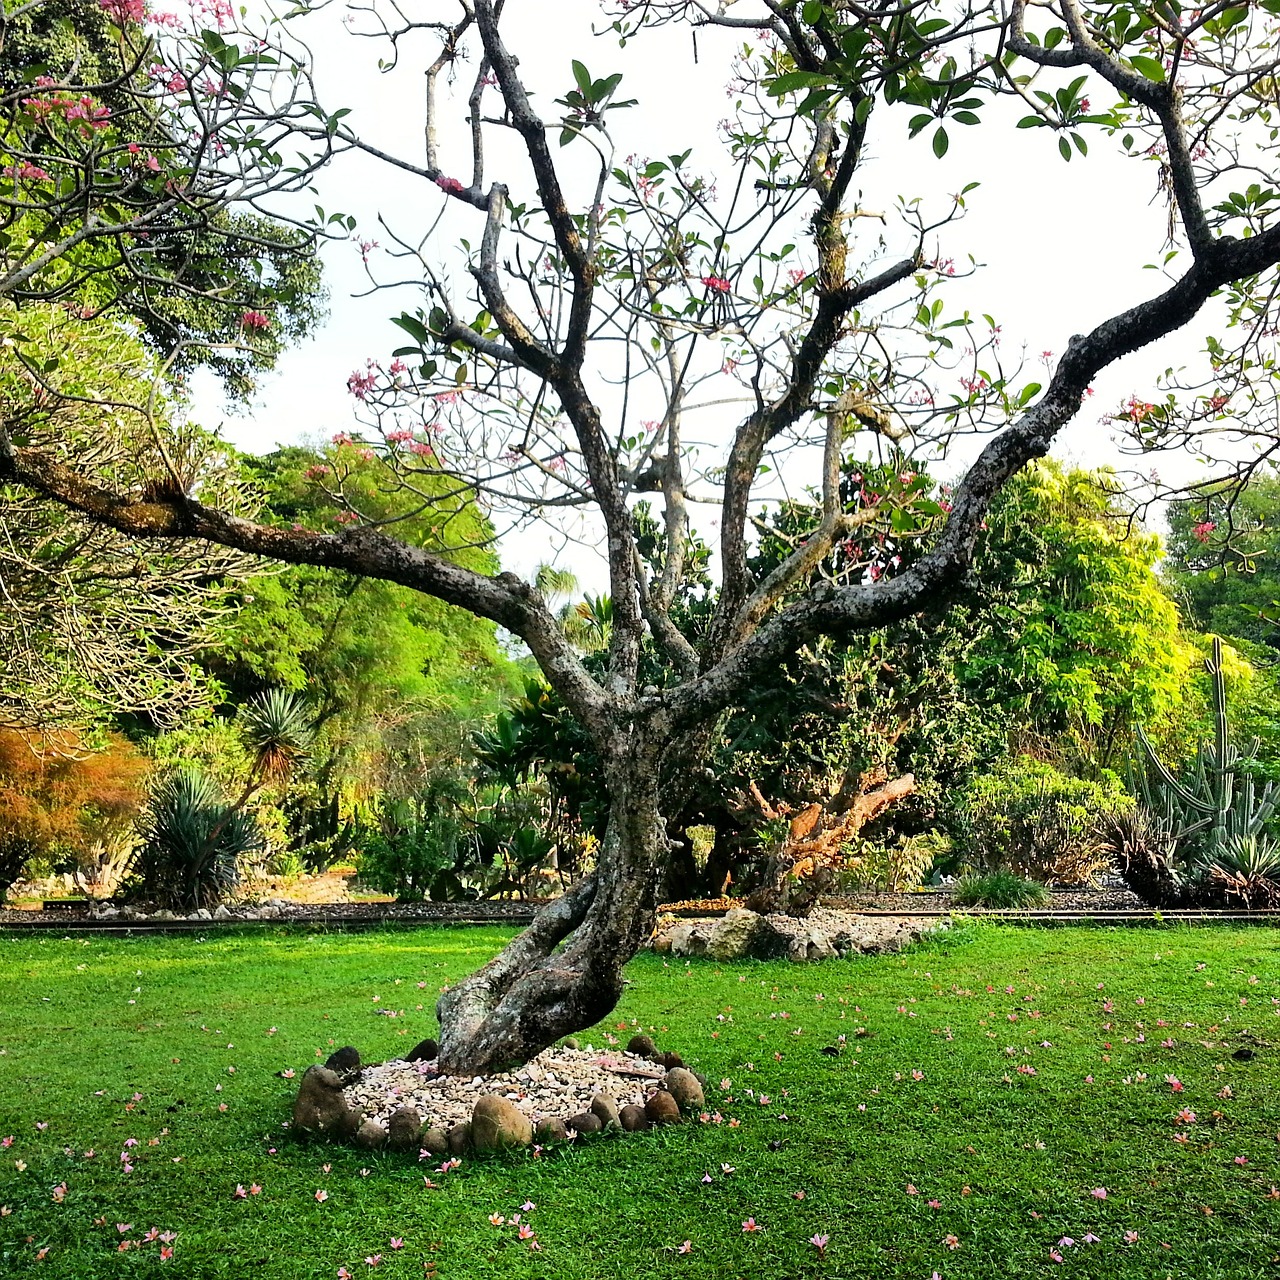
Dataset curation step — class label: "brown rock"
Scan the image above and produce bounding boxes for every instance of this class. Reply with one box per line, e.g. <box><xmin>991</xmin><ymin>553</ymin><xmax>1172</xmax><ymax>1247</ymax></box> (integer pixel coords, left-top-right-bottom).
<box><xmin>663</xmin><ymin>1067</ymin><xmax>705</xmax><ymax>1111</ymax></box>
<box><xmin>386</xmin><ymin>1105</ymin><xmax>423</xmax><ymax>1152</ymax></box>
<box><xmin>644</xmin><ymin>1089</ymin><xmax>681</xmax><ymax>1126</ymax></box>
<box><xmin>619</xmin><ymin>1104</ymin><xmax>649</xmax><ymax>1132</ymax></box>
<box><xmin>406</xmin><ymin>1038</ymin><xmax>439</xmax><ymax>1064</ymax></box>
<box><xmin>567</xmin><ymin>1112</ymin><xmax>603</xmax><ymax>1135</ymax></box>
<box><xmin>446</xmin><ymin>1122</ymin><xmax>471</xmax><ymax>1155</ymax></box>
<box><xmin>626</xmin><ymin>1033</ymin><xmax>658</xmax><ymax>1059</ymax></box>
<box><xmin>659</xmin><ymin>1051</ymin><xmax>685</xmax><ymax>1071</ymax></box>
<box><xmin>471</xmin><ymin>1095</ymin><xmax>534</xmax><ymax>1151</ymax></box>
<box><xmin>292</xmin><ymin>1065</ymin><xmax>361</xmax><ymax>1138</ymax></box>
<box><xmin>354</xmin><ymin>1118</ymin><xmax>388</xmax><ymax>1149</ymax></box>
<box><xmin>420</xmin><ymin>1127</ymin><xmax>449</xmax><ymax>1156</ymax></box>
<box><xmin>534</xmin><ymin>1116</ymin><xmax>569</xmax><ymax>1144</ymax></box>
<box><xmin>590</xmin><ymin>1093</ymin><xmax>620</xmax><ymax>1130</ymax></box>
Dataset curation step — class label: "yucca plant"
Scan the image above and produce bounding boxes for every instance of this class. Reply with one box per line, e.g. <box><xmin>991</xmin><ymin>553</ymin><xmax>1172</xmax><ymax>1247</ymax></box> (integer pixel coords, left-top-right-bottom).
<box><xmin>238</xmin><ymin>688</ymin><xmax>314</xmax><ymax>791</ymax></box>
<box><xmin>137</xmin><ymin>769</ymin><xmax>264</xmax><ymax>909</ymax></box>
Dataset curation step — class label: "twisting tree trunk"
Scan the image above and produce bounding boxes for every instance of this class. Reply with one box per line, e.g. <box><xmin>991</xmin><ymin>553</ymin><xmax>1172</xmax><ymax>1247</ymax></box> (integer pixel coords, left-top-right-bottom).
<box><xmin>437</xmin><ymin>723</ymin><xmax>670</xmax><ymax>1075</ymax></box>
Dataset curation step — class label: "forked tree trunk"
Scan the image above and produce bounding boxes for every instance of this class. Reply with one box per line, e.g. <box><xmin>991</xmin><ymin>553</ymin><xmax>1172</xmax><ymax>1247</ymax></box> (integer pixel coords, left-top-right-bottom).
<box><xmin>436</xmin><ymin>731</ymin><xmax>669</xmax><ymax>1075</ymax></box>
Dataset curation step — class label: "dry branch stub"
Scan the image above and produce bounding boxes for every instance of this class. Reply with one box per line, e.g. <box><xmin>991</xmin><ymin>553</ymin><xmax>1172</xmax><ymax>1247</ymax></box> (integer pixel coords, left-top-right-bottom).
<box><xmin>290</xmin><ymin>1040</ymin><xmax>703</xmax><ymax>1155</ymax></box>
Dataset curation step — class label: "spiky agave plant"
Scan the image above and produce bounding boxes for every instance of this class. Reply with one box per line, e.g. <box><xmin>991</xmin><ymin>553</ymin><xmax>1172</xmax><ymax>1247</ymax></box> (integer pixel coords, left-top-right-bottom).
<box><xmin>138</xmin><ymin>769</ymin><xmax>264</xmax><ymax>909</ymax></box>
<box><xmin>239</xmin><ymin>688</ymin><xmax>314</xmax><ymax>789</ymax></box>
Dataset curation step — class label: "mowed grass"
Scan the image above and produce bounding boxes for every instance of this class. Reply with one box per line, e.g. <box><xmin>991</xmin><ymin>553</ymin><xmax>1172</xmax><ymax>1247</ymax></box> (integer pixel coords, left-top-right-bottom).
<box><xmin>1</xmin><ymin>924</ymin><xmax>1279</xmax><ymax>1279</ymax></box>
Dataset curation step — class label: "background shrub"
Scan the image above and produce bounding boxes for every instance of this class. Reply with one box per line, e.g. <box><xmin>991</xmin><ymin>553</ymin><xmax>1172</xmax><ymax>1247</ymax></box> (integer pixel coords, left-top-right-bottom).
<box><xmin>953</xmin><ymin>871</ymin><xmax>1050</xmax><ymax>909</ymax></box>
<box><xmin>951</xmin><ymin>756</ymin><xmax>1129</xmax><ymax>884</ymax></box>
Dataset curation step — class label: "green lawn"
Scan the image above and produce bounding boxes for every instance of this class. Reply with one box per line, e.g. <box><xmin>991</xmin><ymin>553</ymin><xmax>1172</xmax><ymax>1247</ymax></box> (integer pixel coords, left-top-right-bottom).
<box><xmin>1</xmin><ymin>923</ymin><xmax>1278</xmax><ymax>1278</ymax></box>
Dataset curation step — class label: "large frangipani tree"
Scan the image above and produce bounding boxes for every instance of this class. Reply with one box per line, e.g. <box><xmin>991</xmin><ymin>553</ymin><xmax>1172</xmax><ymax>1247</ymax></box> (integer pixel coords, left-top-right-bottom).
<box><xmin>5</xmin><ymin>0</ymin><xmax>1280</xmax><ymax>1071</ymax></box>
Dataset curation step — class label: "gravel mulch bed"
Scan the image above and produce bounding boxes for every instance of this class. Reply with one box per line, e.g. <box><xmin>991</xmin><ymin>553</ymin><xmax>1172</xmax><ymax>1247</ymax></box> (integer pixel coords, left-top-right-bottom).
<box><xmin>346</xmin><ymin>1047</ymin><xmax>666</xmax><ymax>1132</ymax></box>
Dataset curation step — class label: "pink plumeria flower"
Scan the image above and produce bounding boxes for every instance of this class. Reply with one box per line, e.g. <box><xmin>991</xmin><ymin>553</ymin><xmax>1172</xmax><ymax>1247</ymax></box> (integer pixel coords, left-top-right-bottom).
<box><xmin>809</xmin><ymin>1233</ymin><xmax>829</xmax><ymax>1256</ymax></box>
<box><xmin>741</xmin><ymin>1218</ymin><xmax>761</xmax><ymax>1233</ymax></box>
<box><xmin>520</xmin><ymin>1201</ymin><xmax>536</xmax><ymax>1212</ymax></box>
<box><xmin>233</xmin><ymin>1185</ymin><xmax>247</xmax><ymax>1199</ymax></box>
<box><xmin>1049</xmin><ymin>1249</ymin><xmax>1064</xmax><ymax>1263</ymax></box>
<box><xmin>1091</xmin><ymin>1187</ymin><xmax>1107</xmax><ymax>1199</ymax></box>
<box><xmin>160</xmin><ymin>1246</ymin><xmax>174</xmax><ymax>1261</ymax></box>
<box><xmin>678</xmin><ymin>1240</ymin><xmax>692</xmax><ymax>1254</ymax></box>
<box><xmin>518</xmin><ymin>1224</ymin><xmax>536</xmax><ymax>1241</ymax></box>
<box><xmin>338</xmin><ymin>1270</ymin><xmax>353</xmax><ymax>1280</ymax></box>
<box><xmin>364</xmin><ymin>1255</ymin><xmax>382</xmax><ymax>1267</ymax></box>
<box><xmin>314</xmin><ymin>1189</ymin><xmax>328</xmax><ymax>1203</ymax></box>
<box><xmin>389</xmin><ymin>1238</ymin><xmax>403</xmax><ymax>1250</ymax></box>
<box><xmin>944</xmin><ymin>1234</ymin><xmax>960</xmax><ymax>1249</ymax></box>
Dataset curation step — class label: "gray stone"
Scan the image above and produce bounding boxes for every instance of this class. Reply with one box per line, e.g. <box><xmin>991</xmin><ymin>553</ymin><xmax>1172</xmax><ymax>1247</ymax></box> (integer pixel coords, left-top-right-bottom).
<box><xmin>534</xmin><ymin>1116</ymin><xmax>569</xmax><ymax>1144</ymax></box>
<box><xmin>618</xmin><ymin>1104</ymin><xmax>649</xmax><ymax>1132</ymax></box>
<box><xmin>644</xmin><ymin>1090</ymin><xmax>681</xmax><ymax>1126</ymax></box>
<box><xmin>666</xmin><ymin>922</ymin><xmax>712</xmax><ymax>958</ymax></box>
<box><xmin>626</xmin><ymin>1033</ymin><xmax>658</xmax><ymax>1059</ymax></box>
<box><xmin>708</xmin><ymin>907</ymin><xmax>766</xmax><ymax>961</ymax></box>
<box><xmin>386</xmin><ymin>1105</ymin><xmax>423</xmax><ymax>1152</ymax></box>
<box><xmin>471</xmin><ymin>1095</ymin><xmax>533</xmax><ymax>1151</ymax></box>
<box><xmin>150</xmin><ymin>909</ymin><xmax>178</xmax><ymax>921</ymax></box>
<box><xmin>663</xmin><ymin>1067</ymin><xmax>704</xmax><ymax>1111</ymax></box>
<box><xmin>292</xmin><ymin>1065</ymin><xmax>361</xmax><ymax>1139</ymax></box>
<box><xmin>566</xmin><ymin>1112</ymin><xmax>602</xmax><ymax>1135</ymax></box>
<box><xmin>420</xmin><ymin>1127</ymin><xmax>449</xmax><ymax>1156</ymax></box>
<box><xmin>446</xmin><ymin>1122</ymin><xmax>471</xmax><ymax>1155</ymax></box>
<box><xmin>212</xmin><ymin>904</ymin><xmax>233</xmax><ymax>920</ymax></box>
<box><xmin>354</xmin><ymin>1118</ymin><xmax>387</xmax><ymax>1149</ymax></box>
<box><xmin>589</xmin><ymin>1093</ymin><xmax>619</xmax><ymax>1130</ymax></box>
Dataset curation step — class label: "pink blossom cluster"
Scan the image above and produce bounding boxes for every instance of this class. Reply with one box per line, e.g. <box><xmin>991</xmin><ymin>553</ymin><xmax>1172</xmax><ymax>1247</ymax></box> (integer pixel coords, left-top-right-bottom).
<box><xmin>1192</xmin><ymin>520</ymin><xmax>1216</xmax><ymax>543</ymax></box>
<box><xmin>23</xmin><ymin>82</ymin><xmax>112</xmax><ymax>133</ymax></box>
<box><xmin>99</xmin><ymin>0</ymin><xmax>146</xmax><ymax>24</ymax></box>
<box><xmin>3</xmin><ymin>162</ymin><xmax>51</xmax><ymax>181</ymax></box>
<box><xmin>240</xmin><ymin>310</ymin><xmax>270</xmax><ymax>331</ymax></box>
<box><xmin>701</xmin><ymin>275</ymin><xmax>731</xmax><ymax>293</ymax></box>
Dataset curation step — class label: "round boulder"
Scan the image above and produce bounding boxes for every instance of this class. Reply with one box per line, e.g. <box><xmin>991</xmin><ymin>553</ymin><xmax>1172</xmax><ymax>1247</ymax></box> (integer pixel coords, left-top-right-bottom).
<box><xmin>567</xmin><ymin>1112</ymin><xmax>603</xmax><ymax>1135</ymax></box>
<box><xmin>386</xmin><ymin>1105</ymin><xmax>423</xmax><ymax>1152</ymax></box>
<box><xmin>618</xmin><ymin>1104</ymin><xmax>649</xmax><ymax>1132</ymax></box>
<box><xmin>471</xmin><ymin>1095</ymin><xmax>534</xmax><ymax>1152</ymax></box>
<box><xmin>663</xmin><ymin>1067</ymin><xmax>705</xmax><ymax>1111</ymax></box>
<box><xmin>590</xmin><ymin>1093</ymin><xmax>620</xmax><ymax>1130</ymax></box>
<box><xmin>561</xmin><ymin>1037</ymin><xmax>580</xmax><ymax>1050</ymax></box>
<box><xmin>446</xmin><ymin>1122</ymin><xmax>471</xmax><ymax>1155</ymax></box>
<box><xmin>658</xmin><ymin>1051</ymin><xmax>685</xmax><ymax>1071</ymax></box>
<box><xmin>420</xmin><ymin>1126</ymin><xmax>449</xmax><ymax>1156</ymax></box>
<box><xmin>644</xmin><ymin>1089</ymin><xmax>681</xmax><ymax>1126</ymax></box>
<box><xmin>534</xmin><ymin>1116</ymin><xmax>569</xmax><ymax>1145</ymax></box>
<box><xmin>406</xmin><ymin>1038</ymin><xmax>439</xmax><ymax>1064</ymax></box>
<box><xmin>626</xmin><ymin>1033</ymin><xmax>658</xmax><ymax>1059</ymax></box>
<box><xmin>354</xmin><ymin>1118</ymin><xmax>388</xmax><ymax>1150</ymax></box>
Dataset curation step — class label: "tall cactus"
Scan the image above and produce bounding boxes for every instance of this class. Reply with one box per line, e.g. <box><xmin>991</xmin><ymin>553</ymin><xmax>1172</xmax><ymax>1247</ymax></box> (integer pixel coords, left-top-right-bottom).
<box><xmin>1133</xmin><ymin>637</ymin><xmax>1280</xmax><ymax>872</ymax></box>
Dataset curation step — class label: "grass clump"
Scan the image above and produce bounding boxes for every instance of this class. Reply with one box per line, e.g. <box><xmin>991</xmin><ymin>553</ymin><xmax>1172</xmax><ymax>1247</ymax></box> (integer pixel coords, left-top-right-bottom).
<box><xmin>953</xmin><ymin>870</ymin><xmax>1050</xmax><ymax>909</ymax></box>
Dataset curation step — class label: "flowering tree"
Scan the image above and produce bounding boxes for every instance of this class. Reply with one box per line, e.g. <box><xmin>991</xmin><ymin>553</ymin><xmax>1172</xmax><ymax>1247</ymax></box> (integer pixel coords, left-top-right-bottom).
<box><xmin>7</xmin><ymin>0</ymin><xmax>1280</xmax><ymax>1071</ymax></box>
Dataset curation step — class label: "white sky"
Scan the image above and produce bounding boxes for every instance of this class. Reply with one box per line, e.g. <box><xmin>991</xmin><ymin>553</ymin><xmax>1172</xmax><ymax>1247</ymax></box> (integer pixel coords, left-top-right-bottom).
<box><xmin>192</xmin><ymin>0</ymin><xmax>1229</xmax><ymax>589</ymax></box>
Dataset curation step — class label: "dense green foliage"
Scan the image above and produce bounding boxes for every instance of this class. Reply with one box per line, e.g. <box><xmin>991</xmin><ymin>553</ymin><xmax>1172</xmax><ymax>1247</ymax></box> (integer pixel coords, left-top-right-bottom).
<box><xmin>1165</xmin><ymin>477</ymin><xmax>1280</xmax><ymax>653</ymax></box>
<box><xmin>950</xmin><ymin>756</ymin><xmax>1130</xmax><ymax>885</ymax></box>
<box><xmin>2</xmin><ymin>926</ymin><xmax>1279</xmax><ymax>1278</ymax></box>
